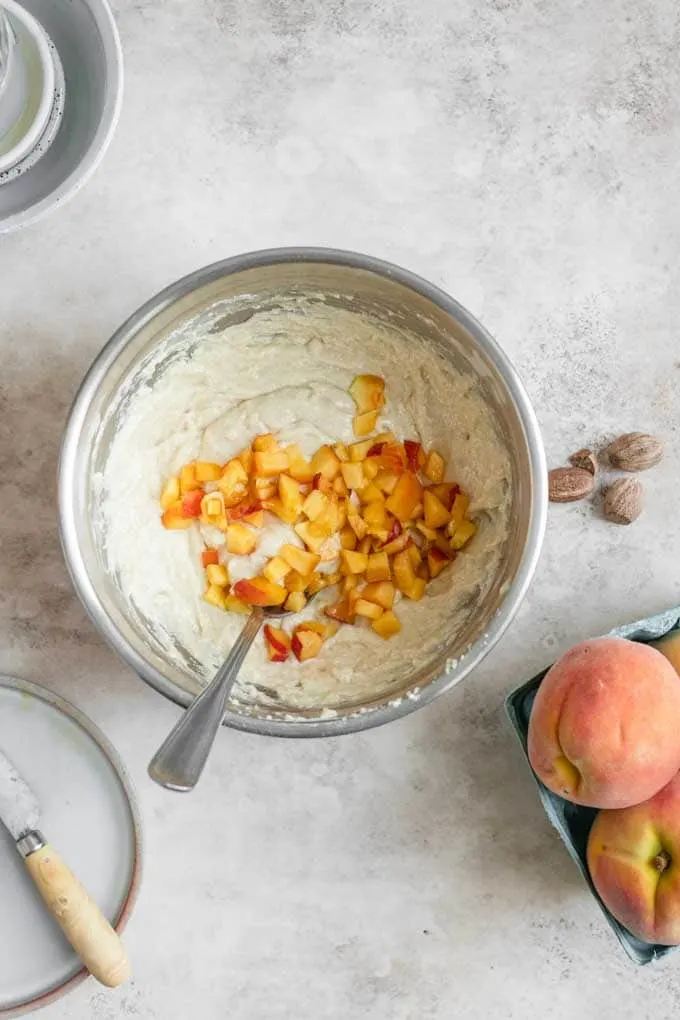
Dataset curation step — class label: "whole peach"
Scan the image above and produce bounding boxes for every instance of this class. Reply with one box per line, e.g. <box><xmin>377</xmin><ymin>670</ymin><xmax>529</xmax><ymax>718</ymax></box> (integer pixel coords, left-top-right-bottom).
<box><xmin>588</xmin><ymin>771</ymin><xmax>680</xmax><ymax>944</ymax></box>
<box><xmin>528</xmin><ymin>637</ymin><xmax>680</xmax><ymax>808</ymax></box>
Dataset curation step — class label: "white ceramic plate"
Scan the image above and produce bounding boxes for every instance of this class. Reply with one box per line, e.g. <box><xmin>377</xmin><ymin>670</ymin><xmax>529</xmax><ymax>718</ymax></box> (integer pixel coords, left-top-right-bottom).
<box><xmin>0</xmin><ymin>676</ymin><xmax>141</xmax><ymax>1018</ymax></box>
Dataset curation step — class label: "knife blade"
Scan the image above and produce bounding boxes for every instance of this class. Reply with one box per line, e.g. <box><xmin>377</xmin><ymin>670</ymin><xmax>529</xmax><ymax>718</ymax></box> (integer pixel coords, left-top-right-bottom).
<box><xmin>0</xmin><ymin>745</ymin><xmax>130</xmax><ymax>988</ymax></box>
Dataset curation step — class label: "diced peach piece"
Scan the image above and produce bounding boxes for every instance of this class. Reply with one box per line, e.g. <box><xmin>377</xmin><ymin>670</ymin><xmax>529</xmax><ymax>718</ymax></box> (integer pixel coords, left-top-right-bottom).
<box><xmin>341</xmin><ymin>462</ymin><xmax>365</xmax><ymax>490</ymax></box>
<box><xmin>424</xmin><ymin>449</ymin><xmax>446</xmax><ymax>483</ymax></box>
<box><xmin>412</xmin><ymin>502</ymin><xmax>424</xmax><ymax>520</ymax></box>
<box><xmin>423</xmin><ymin>490</ymin><xmax>451</xmax><ymax>530</ymax></box>
<box><xmin>203</xmin><ymin>584</ymin><xmax>227</xmax><ymax>609</ymax></box>
<box><xmin>382</xmin><ymin>531</ymin><xmax>410</xmax><ymax>555</ymax></box>
<box><xmin>262</xmin><ymin>497</ymin><xmax>299</xmax><ymax>525</ymax></box>
<box><xmin>302</xmin><ymin>489</ymin><xmax>329</xmax><ymax>521</ymax></box>
<box><xmin>312</xmin><ymin>472</ymin><xmax>333</xmax><ymax>494</ymax></box>
<box><xmin>279</xmin><ymin>544</ymin><xmax>320</xmax><ymax>577</ymax></box>
<box><xmin>285</xmin><ymin>571</ymin><xmax>307</xmax><ymax>593</ymax></box>
<box><xmin>385</xmin><ymin>471</ymin><xmax>423</xmax><ymax>522</ymax></box>
<box><xmin>349</xmin><ymin>438</ymin><xmax>377</xmax><ymax>462</ymax></box>
<box><xmin>307</xmin><ymin>571</ymin><xmax>341</xmax><ymax>595</ymax></box>
<box><xmin>284</xmin><ymin>591</ymin><xmax>307</xmax><ymax>613</ymax></box>
<box><xmin>251</xmin><ymin>477</ymin><xmax>277</xmax><ymax>501</ymax></box>
<box><xmin>195</xmin><ymin>461</ymin><xmax>222</xmax><ymax>482</ymax></box>
<box><xmin>314</xmin><ymin>498</ymin><xmax>342</xmax><ymax>535</ymax></box>
<box><xmin>333</xmin><ymin>475</ymin><xmax>349</xmax><ymax>497</ymax></box>
<box><xmin>291</xmin><ymin>627</ymin><xmax>324</xmax><ymax>662</ymax></box>
<box><xmin>341</xmin><ymin>549</ymin><xmax>369</xmax><ymax>574</ymax></box>
<box><xmin>347</xmin><ymin>511</ymin><xmax>369</xmax><ymax>540</ymax></box>
<box><xmin>223</xmin><ymin>594</ymin><xmax>250</xmax><ymax>614</ymax></box>
<box><xmin>427</xmin><ymin>547</ymin><xmax>450</xmax><ymax>578</ymax></box>
<box><xmin>161</xmin><ymin>501</ymin><xmax>194</xmax><ymax>529</ymax></box>
<box><xmin>226</xmin><ymin>523</ymin><xmax>258</xmax><ymax>555</ymax></box>
<box><xmin>402</xmin><ymin>577</ymin><xmax>427</xmax><ymax>601</ymax></box>
<box><xmin>366</xmin><ymin>551</ymin><xmax>391</xmax><ymax>582</ymax></box>
<box><xmin>374</xmin><ymin>470</ymin><xmax>399</xmax><ymax>494</ymax></box>
<box><xmin>310</xmin><ymin>444</ymin><xmax>341</xmax><ymax>480</ymax></box>
<box><xmin>372</xmin><ymin>610</ymin><xmax>401</xmax><ymax>639</ymax></box>
<box><xmin>407</xmin><ymin>543</ymin><xmax>422</xmax><ymax>568</ymax></box>
<box><xmin>428</xmin><ymin>483</ymin><xmax>459</xmax><ymax>509</ymax></box>
<box><xmin>357</xmin><ymin>536</ymin><xmax>372</xmax><ymax>555</ymax></box>
<box><xmin>393</xmin><ymin>549</ymin><xmax>418</xmax><ymax>593</ymax></box>
<box><xmin>202</xmin><ymin>548</ymin><xmax>220</xmax><ymax>568</ymax></box>
<box><xmin>340</xmin><ymin>524</ymin><xmax>357</xmax><ymax>550</ymax></box>
<box><xmin>239</xmin><ymin>447</ymin><xmax>254</xmax><ymax>474</ymax></box>
<box><xmin>349</xmin><ymin>374</ymin><xmax>385</xmax><ymax>414</ymax></box>
<box><xmin>218</xmin><ymin>459</ymin><xmax>249</xmax><ymax>506</ymax></box>
<box><xmin>298</xmin><ymin>620</ymin><xmax>339</xmax><ymax>640</ymax></box>
<box><xmin>181</xmin><ymin>490</ymin><xmax>204</xmax><ymax>518</ymax></box>
<box><xmin>359</xmin><ymin>482</ymin><xmax>384</xmax><ymax>504</ymax></box>
<box><xmin>242</xmin><ymin>509</ymin><xmax>265</xmax><ymax>527</ymax></box>
<box><xmin>264</xmin><ymin>625</ymin><xmax>291</xmax><ymax>663</ymax></box>
<box><xmin>448</xmin><ymin>492</ymin><xmax>470</xmax><ymax>531</ymax></box>
<box><xmin>295</xmin><ymin>520</ymin><xmax>329</xmax><ymax>553</ymax></box>
<box><xmin>253</xmin><ymin>433</ymin><xmax>279</xmax><ymax>452</ymax></box>
<box><xmin>160</xmin><ymin>476</ymin><xmax>181</xmax><ymax>509</ymax></box>
<box><xmin>342</xmin><ymin>574</ymin><xmax>362</xmax><ymax>595</ymax></box>
<box><xmin>451</xmin><ymin>519</ymin><xmax>478</xmax><ymax>550</ymax></box>
<box><xmin>206</xmin><ymin>563</ymin><xmax>229</xmax><ymax>587</ymax></box>
<box><xmin>416</xmin><ymin>521</ymin><xmax>439</xmax><ymax>542</ymax></box>
<box><xmin>334</xmin><ymin>443</ymin><xmax>350</xmax><ymax>462</ymax></box>
<box><xmin>353</xmin><ymin>410</ymin><xmax>380</xmax><ymax>437</ymax></box>
<box><xmin>362</xmin><ymin>458</ymin><xmax>380</xmax><ymax>480</ymax></box>
<box><xmin>232</xmin><ymin>577</ymin><xmax>287</xmax><ymax>606</ymax></box>
<box><xmin>253</xmin><ymin>450</ymin><xmax>289</xmax><ymax>476</ymax></box>
<box><xmin>180</xmin><ymin>463</ymin><xmax>201</xmax><ymax>493</ymax></box>
<box><xmin>263</xmin><ymin>556</ymin><xmax>291</xmax><ymax>584</ymax></box>
<box><xmin>325</xmin><ymin>598</ymin><xmax>356</xmax><ymax>624</ymax></box>
<box><xmin>374</xmin><ymin>443</ymin><xmax>407</xmax><ymax>474</ymax></box>
<box><xmin>278</xmin><ymin>474</ymin><xmax>303</xmax><ymax>516</ymax></box>
<box><xmin>285</xmin><ymin>443</ymin><xmax>316</xmax><ymax>484</ymax></box>
<box><xmin>362</xmin><ymin>581</ymin><xmax>395</xmax><ymax>610</ymax></box>
<box><xmin>404</xmin><ymin>440</ymin><xmax>425</xmax><ymax>472</ymax></box>
<box><xmin>202</xmin><ymin>492</ymin><xmax>226</xmax><ymax>519</ymax></box>
<box><xmin>355</xmin><ymin>598</ymin><xmax>383</xmax><ymax>620</ymax></box>
<box><xmin>363</xmin><ymin>500</ymin><xmax>389</xmax><ymax>537</ymax></box>
<box><xmin>417</xmin><ymin>561</ymin><xmax>430</xmax><ymax>581</ymax></box>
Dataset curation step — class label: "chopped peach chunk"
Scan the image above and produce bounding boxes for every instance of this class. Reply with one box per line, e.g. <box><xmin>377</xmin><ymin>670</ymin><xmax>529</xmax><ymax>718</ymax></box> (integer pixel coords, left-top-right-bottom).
<box><xmin>180</xmin><ymin>463</ymin><xmax>200</xmax><ymax>493</ymax></box>
<box><xmin>306</xmin><ymin>571</ymin><xmax>341</xmax><ymax>595</ymax></box>
<box><xmin>285</xmin><ymin>443</ymin><xmax>315</xmax><ymax>484</ymax></box>
<box><xmin>160</xmin><ymin>476</ymin><xmax>181</xmax><ymax>509</ymax></box>
<box><xmin>324</xmin><ymin>598</ymin><xmax>356</xmax><ymax>624</ymax></box>
<box><xmin>374</xmin><ymin>443</ymin><xmax>406</xmax><ymax>475</ymax></box>
<box><xmin>371</xmin><ymin>610</ymin><xmax>401</xmax><ymax>639</ymax></box>
<box><xmin>333</xmin><ymin>475</ymin><xmax>349</xmax><ymax>497</ymax></box>
<box><xmin>253</xmin><ymin>450</ymin><xmax>289</xmax><ymax>476</ymax></box>
<box><xmin>451</xmin><ymin>519</ymin><xmax>478</xmax><ymax>550</ymax></box>
<box><xmin>416</xmin><ymin>521</ymin><xmax>439</xmax><ymax>542</ymax></box>
<box><xmin>239</xmin><ymin>447</ymin><xmax>254</xmax><ymax>474</ymax></box>
<box><xmin>203</xmin><ymin>584</ymin><xmax>227</xmax><ymax>609</ymax></box>
<box><xmin>342</xmin><ymin>574</ymin><xmax>362</xmax><ymax>595</ymax></box>
<box><xmin>181</xmin><ymin>490</ymin><xmax>204</xmax><ymax>519</ymax></box>
<box><xmin>403</xmin><ymin>577</ymin><xmax>427</xmax><ymax>601</ymax></box>
<box><xmin>279</xmin><ymin>474</ymin><xmax>303</xmax><ymax>516</ymax></box>
<box><xmin>382</xmin><ymin>530</ymin><xmax>410</xmax><ymax>555</ymax></box>
<box><xmin>353</xmin><ymin>409</ymin><xmax>380</xmax><ymax>437</ymax></box>
<box><xmin>263</xmin><ymin>556</ymin><xmax>291</xmax><ymax>585</ymax></box>
<box><xmin>201</xmin><ymin>548</ymin><xmax>220</xmax><ymax>568</ymax></box>
<box><xmin>403</xmin><ymin>440</ymin><xmax>425</xmax><ymax>472</ymax></box>
<box><xmin>285</xmin><ymin>571</ymin><xmax>307</xmax><ymax>593</ymax></box>
<box><xmin>218</xmin><ymin>459</ymin><xmax>249</xmax><ymax>506</ymax></box>
<box><xmin>291</xmin><ymin>627</ymin><xmax>324</xmax><ymax>662</ymax></box>
<box><xmin>195</xmin><ymin>461</ymin><xmax>222</xmax><ymax>482</ymax></box>
<box><xmin>424</xmin><ymin>449</ymin><xmax>446</xmax><ymax>483</ymax></box>
<box><xmin>427</xmin><ymin>547</ymin><xmax>449</xmax><ymax>578</ymax></box>
<box><xmin>407</xmin><ymin>543</ymin><xmax>422</xmax><ymax>569</ymax></box>
<box><xmin>349</xmin><ymin>374</ymin><xmax>385</xmax><ymax>414</ymax></box>
<box><xmin>374</xmin><ymin>470</ymin><xmax>399</xmax><ymax>494</ymax></box>
<box><xmin>355</xmin><ymin>598</ymin><xmax>383</xmax><ymax>620</ymax></box>
<box><xmin>333</xmin><ymin>443</ymin><xmax>350</xmax><ymax>462</ymax></box>
<box><xmin>262</xmin><ymin>498</ymin><xmax>299</xmax><ymax>525</ymax></box>
<box><xmin>347</xmin><ymin>511</ymin><xmax>368</xmax><ymax>540</ymax></box>
<box><xmin>358</xmin><ymin>482</ymin><xmax>384</xmax><ymax>504</ymax></box>
<box><xmin>428</xmin><ymin>483</ymin><xmax>459</xmax><ymax>509</ymax></box>
<box><xmin>206</xmin><ymin>563</ymin><xmax>229</xmax><ymax>587</ymax></box>
<box><xmin>423</xmin><ymin>490</ymin><xmax>451</xmax><ymax>530</ymax></box>
<box><xmin>284</xmin><ymin>591</ymin><xmax>307</xmax><ymax>613</ymax></box>
<box><xmin>310</xmin><ymin>445</ymin><xmax>341</xmax><ymax>480</ymax></box>
<box><xmin>385</xmin><ymin>471</ymin><xmax>423</xmax><ymax>522</ymax></box>
<box><xmin>297</xmin><ymin>620</ymin><xmax>339</xmax><ymax>640</ymax></box>
<box><xmin>340</xmin><ymin>462</ymin><xmax>365</xmax><ymax>490</ymax></box>
<box><xmin>302</xmin><ymin>489</ymin><xmax>328</xmax><ymax>521</ymax></box>
<box><xmin>232</xmin><ymin>577</ymin><xmax>287</xmax><ymax>606</ymax></box>
<box><xmin>295</xmin><ymin>520</ymin><xmax>329</xmax><ymax>553</ymax></box>
<box><xmin>362</xmin><ymin>581</ymin><xmax>395</xmax><ymax>609</ymax></box>
<box><xmin>362</xmin><ymin>458</ymin><xmax>380</xmax><ymax>481</ymax></box>
<box><xmin>348</xmin><ymin>438</ymin><xmax>376</xmax><ymax>462</ymax></box>
<box><xmin>161</xmin><ymin>501</ymin><xmax>194</xmax><ymax>529</ymax></box>
<box><xmin>279</xmin><ymin>544</ymin><xmax>320</xmax><ymax>577</ymax></box>
<box><xmin>357</xmin><ymin>536</ymin><xmax>372</xmax><ymax>555</ymax></box>
<box><xmin>251</xmin><ymin>477</ymin><xmax>277</xmax><ymax>501</ymax></box>
<box><xmin>242</xmin><ymin>509</ymin><xmax>265</xmax><ymax>527</ymax></box>
<box><xmin>340</xmin><ymin>524</ymin><xmax>357</xmax><ymax>550</ymax></box>
<box><xmin>448</xmin><ymin>492</ymin><xmax>470</xmax><ymax>531</ymax></box>
<box><xmin>363</xmin><ymin>501</ymin><xmax>389</xmax><ymax>535</ymax></box>
<box><xmin>223</xmin><ymin>594</ymin><xmax>250</xmax><ymax>614</ymax></box>
<box><xmin>264</xmin><ymin>625</ymin><xmax>291</xmax><ymax>662</ymax></box>
<box><xmin>226</xmin><ymin>523</ymin><xmax>258</xmax><ymax>556</ymax></box>
<box><xmin>393</xmin><ymin>549</ymin><xmax>418</xmax><ymax>593</ymax></box>
<box><xmin>227</xmin><ymin>498</ymin><xmax>263</xmax><ymax>522</ymax></box>
<box><xmin>252</xmin><ymin>433</ymin><xmax>279</xmax><ymax>452</ymax></box>
<box><xmin>341</xmin><ymin>549</ymin><xmax>369</xmax><ymax>574</ymax></box>
<box><xmin>366</xmin><ymin>551</ymin><xmax>391</xmax><ymax>582</ymax></box>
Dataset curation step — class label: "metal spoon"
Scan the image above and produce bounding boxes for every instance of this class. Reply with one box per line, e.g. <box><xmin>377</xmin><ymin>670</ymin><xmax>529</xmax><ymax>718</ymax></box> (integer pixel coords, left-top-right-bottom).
<box><xmin>148</xmin><ymin>604</ymin><xmax>298</xmax><ymax>791</ymax></box>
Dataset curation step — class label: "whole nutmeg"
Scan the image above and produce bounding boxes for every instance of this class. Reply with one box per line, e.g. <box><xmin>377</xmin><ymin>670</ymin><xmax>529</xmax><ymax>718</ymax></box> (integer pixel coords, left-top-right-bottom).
<box><xmin>603</xmin><ymin>478</ymin><xmax>643</xmax><ymax>525</ymax></box>
<box><xmin>606</xmin><ymin>433</ymin><xmax>663</xmax><ymax>472</ymax></box>
<box><xmin>569</xmin><ymin>448</ymin><xmax>598</xmax><ymax>475</ymax></box>
<box><xmin>548</xmin><ymin>467</ymin><xmax>595</xmax><ymax>503</ymax></box>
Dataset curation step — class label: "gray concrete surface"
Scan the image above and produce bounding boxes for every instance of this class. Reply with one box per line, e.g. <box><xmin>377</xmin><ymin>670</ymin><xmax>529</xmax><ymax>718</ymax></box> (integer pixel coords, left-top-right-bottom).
<box><xmin>2</xmin><ymin>0</ymin><xmax>680</xmax><ymax>1016</ymax></box>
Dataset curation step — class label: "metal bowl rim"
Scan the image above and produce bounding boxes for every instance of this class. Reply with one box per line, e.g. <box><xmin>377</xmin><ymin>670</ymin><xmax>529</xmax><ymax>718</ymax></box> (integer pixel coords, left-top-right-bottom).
<box><xmin>58</xmin><ymin>246</ymin><xmax>547</xmax><ymax>737</ymax></box>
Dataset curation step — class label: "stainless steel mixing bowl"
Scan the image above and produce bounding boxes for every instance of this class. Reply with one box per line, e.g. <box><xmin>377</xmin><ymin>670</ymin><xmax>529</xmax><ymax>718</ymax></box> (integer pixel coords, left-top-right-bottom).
<box><xmin>59</xmin><ymin>248</ymin><xmax>547</xmax><ymax>737</ymax></box>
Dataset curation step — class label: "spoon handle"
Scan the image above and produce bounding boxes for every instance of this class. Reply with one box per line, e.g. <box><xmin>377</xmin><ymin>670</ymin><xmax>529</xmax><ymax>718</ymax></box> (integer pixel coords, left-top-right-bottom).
<box><xmin>148</xmin><ymin>608</ymin><xmax>264</xmax><ymax>791</ymax></box>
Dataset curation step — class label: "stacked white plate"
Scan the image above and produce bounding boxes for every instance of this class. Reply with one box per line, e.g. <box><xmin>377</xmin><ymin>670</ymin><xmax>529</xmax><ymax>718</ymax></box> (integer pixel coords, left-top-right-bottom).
<box><xmin>0</xmin><ymin>0</ymin><xmax>122</xmax><ymax>232</ymax></box>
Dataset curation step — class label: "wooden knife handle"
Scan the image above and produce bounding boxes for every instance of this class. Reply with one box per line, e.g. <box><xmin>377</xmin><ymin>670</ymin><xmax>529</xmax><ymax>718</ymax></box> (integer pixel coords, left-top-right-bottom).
<box><xmin>24</xmin><ymin>843</ymin><xmax>130</xmax><ymax>987</ymax></box>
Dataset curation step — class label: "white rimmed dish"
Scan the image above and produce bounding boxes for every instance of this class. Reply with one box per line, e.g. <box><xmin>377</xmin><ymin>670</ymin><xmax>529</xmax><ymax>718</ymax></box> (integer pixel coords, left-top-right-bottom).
<box><xmin>0</xmin><ymin>1</ymin><xmax>55</xmax><ymax>175</ymax></box>
<box><xmin>0</xmin><ymin>675</ymin><xmax>141</xmax><ymax>1018</ymax></box>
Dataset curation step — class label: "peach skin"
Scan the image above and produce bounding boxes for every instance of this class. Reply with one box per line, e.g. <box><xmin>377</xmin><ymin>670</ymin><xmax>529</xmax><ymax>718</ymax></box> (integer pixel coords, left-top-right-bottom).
<box><xmin>528</xmin><ymin>637</ymin><xmax>680</xmax><ymax>808</ymax></box>
<box><xmin>588</xmin><ymin>771</ymin><xmax>680</xmax><ymax>944</ymax></box>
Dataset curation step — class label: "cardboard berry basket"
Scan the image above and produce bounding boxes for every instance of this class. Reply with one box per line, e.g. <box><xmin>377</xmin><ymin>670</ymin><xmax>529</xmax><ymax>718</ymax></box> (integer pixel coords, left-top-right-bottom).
<box><xmin>506</xmin><ymin>604</ymin><xmax>680</xmax><ymax>965</ymax></box>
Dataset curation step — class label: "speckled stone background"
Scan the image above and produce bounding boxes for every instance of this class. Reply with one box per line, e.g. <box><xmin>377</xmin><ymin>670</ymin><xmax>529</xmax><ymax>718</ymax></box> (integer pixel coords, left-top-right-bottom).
<box><xmin>2</xmin><ymin>0</ymin><xmax>680</xmax><ymax>1016</ymax></box>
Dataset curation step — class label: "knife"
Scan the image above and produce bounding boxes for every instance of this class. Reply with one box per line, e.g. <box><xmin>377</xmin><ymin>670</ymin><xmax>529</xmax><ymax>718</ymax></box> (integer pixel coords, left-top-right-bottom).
<box><xmin>0</xmin><ymin>746</ymin><xmax>130</xmax><ymax>988</ymax></box>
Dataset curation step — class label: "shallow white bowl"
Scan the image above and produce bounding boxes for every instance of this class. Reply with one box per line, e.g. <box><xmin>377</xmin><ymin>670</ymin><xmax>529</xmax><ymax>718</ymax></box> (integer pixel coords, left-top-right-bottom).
<box><xmin>0</xmin><ymin>0</ymin><xmax>122</xmax><ymax>233</ymax></box>
<box><xmin>0</xmin><ymin>0</ymin><xmax>55</xmax><ymax>173</ymax></box>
